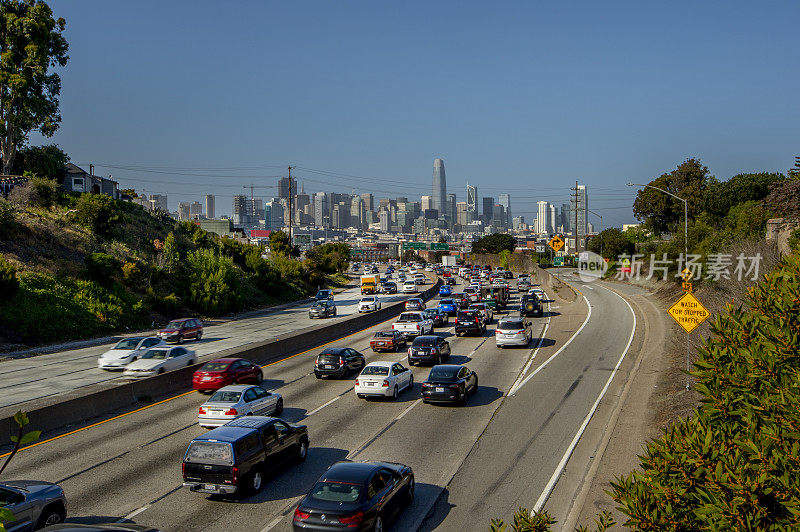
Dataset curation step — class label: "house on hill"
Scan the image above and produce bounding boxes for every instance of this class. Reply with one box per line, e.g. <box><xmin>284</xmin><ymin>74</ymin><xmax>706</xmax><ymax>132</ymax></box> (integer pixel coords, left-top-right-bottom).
<box><xmin>57</xmin><ymin>163</ymin><xmax>120</xmax><ymax>199</ymax></box>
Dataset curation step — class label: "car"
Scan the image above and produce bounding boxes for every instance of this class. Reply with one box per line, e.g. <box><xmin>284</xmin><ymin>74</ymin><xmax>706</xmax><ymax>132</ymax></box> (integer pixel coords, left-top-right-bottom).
<box><xmin>369</xmin><ymin>330</ymin><xmax>407</xmax><ymax>352</ymax></box>
<box><xmin>391</xmin><ymin>311</ymin><xmax>434</xmax><ymax>338</ymax></box>
<box><xmin>530</xmin><ymin>287</ymin><xmax>546</xmax><ymax>301</ymax></box>
<box><xmin>413</xmin><ymin>273</ymin><xmax>427</xmax><ymax>285</ymax></box>
<box><xmin>422</xmin><ymin>308</ymin><xmax>447</xmax><ymax>328</ymax></box>
<box><xmin>0</xmin><ymin>480</ymin><xmax>67</xmax><ymax>531</ymax></box>
<box><xmin>463</xmin><ymin>286</ymin><xmax>480</xmax><ymax>303</ymax></box>
<box><xmin>309</xmin><ymin>300</ymin><xmax>337</xmax><ymax>318</ymax></box>
<box><xmin>451</xmin><ymin>293</ymin><xmax>470</xmax><ymax>309</ymax></box>
<box><xmin>503</xmin><ymin>270</ymin><xmax>514</xmax><ymax>279</ymax></box>
<box><xmin>355</xmin><ymin>361</ymin><xmax>414</xmax><ymax>400</ymax></box>
<box><xmin>386</xmin><ymin>266</ymin><xmax>394</xmax><ymax>274</ymax></box>
<box><xmin>183</xmin><ymin>416</ymin><xmax>308</xmax><ymax>497</ymax></box>
<box><xmin>314</xmin><ymin>347</ymin><xmax>365</xmax><ymax>379</ymax></box>
<box><xmin>519</xmin><ymin>294</ymin><xmax>543</xmax><ymax>318</ymax></box>
<box><xmin>407</xmin><ymin>335</ymin><xmax>451</xmax><ymax>366</ymax></box>
<box><xmin>496</xmin><ymin>318</ymin><xmax>532</xmax><ymax>348</ymax></box>
<box><xmin>455</xmin><ymin>310</ymin><xmax>486</xmax><ymax>337</ymax></box>
<box><xmin>445</xmin><ymin>276</ymin><xmax>457</xmax><ymax>286</ymax></box>
<box><xmin>425</xmin><ymin>265</ymin><xmax>434</xmax><ymax>272</ymax></box>
<box><xmin>122</xmin><ymin>346</ymin><xmax>197</xmax><ymax>378</ymax></box>
<box><xmin>437</xmin><ymin>298</ymin><xmax>457</xmax><ymax>316</ymax></box>
<box><xmin>401</xmin><ymin>281</ymin><xmax>417</xmax><ymax>293</ymax></box>
<box><xmin>358</xmin><ymin>296</ymin><xmax>382</xmax><ymax>313</ymax></box>
<box><xmin>438</xmin><ymin>285</ymin><xmax>452</xmax><ymax>296</ymax></box>
<box><xmin>97</xmin><ymin>336</ymin><xmax>165</xmax><ymax>370</ymax></box>
<box><xmin>517</xmin><ymin>280</ymin><xmax>532</xmax><ymax>292</ymax></box>
<box><xmin>382</xmin><ymin>281</ymin><xmax>397</xmax><ymax>294</ymax></box>
<box><xmin>404</xmin><ymin>298</ymin><xmax>425</xmax><ymax>311</ymax></box>
<box><xmin>468</xmin><ymin>302</ymin><xmax>494</xmax><ymax>324</ymax></box>
<box><xmin>157</xmin><ymin>318</ymin><xmax>203</xmax><ymax>344</ymax></box>
<box><xmin>292</xmin><ymin>461</ymin><xmax>414</xmax><ymax>531</ymax></box>
<box><xmin>315</xmin><ymin>289</ymin><xmax>334</xmax><ymax>301</ymax></box>
<box><xmin>197</xmin><ymin>384</ymin><xmax>283</xmax><ymax>428</ymax></box>
<box><xmin>192</xmin><ymin>358</ymin><xmax>263</xmax><ymax>393</ymax></box>
<box><xmin>421</xmin><ymin>364</ymin><xmax>479</xmax><ymax>405</ymax></box>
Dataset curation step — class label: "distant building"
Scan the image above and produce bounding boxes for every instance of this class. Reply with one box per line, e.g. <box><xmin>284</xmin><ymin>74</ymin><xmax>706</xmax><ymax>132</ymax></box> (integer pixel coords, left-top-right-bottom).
<box><xmin>189</xmin><ymin>201</ymin><xmax>203</xmax><ymax>219</ymax></box>
<box><xmin>432</xmin><ymin>158</ymin><xmax>447</xmax><ymax>214</ymax></box>
<box><xmin>572</xmin><ymin>185</ymin><xmax>588</xmax><ymax>251</ymax></box>
<box><xmin>265</xmin><ymin>199</ymin><xmax>284</xmax><ymax>231</ymax></box>
<box><xmin>233</xmin><ymin>195</ymin><xmax>263</xmax><ymax>229</ymax></box>
<box><xmin>466</xmin><ymin>184</ymin><xmax>478</xmax><ymax>219</ymax></box>
<box><xmin>498</xmin><ymin>193</ymin><xmax>511</xmax><ymax>227</ymax></box>
<box><xmin>150</xmin><ymin>194</ymin><xmax>168</xmax><ymax>212</ymax></box>
<box><xmin>178</xmin><ymin>202</ymin><xmax>191</xmax><ymax>221</ymax></box>
<box><xmin>205</xmin><ymin>194</ymin><xmax>215</xmax><ymax>219</ymax></box>
<box><xmin>197</xmin><ymin>218</ymin><xmax>235</xmax><ymax>237</ymax></box>
<box><xmin>58</xmin><ymin>163</ymin><xmax>120</xmax><ymax>199</ymax></box>
<box><xmin>482</xmin><ymin>197</ymin><xmax>494</xmax><ymax>221</ymax></box>
<box><xmin>379</xmin><ymin>209</ymin><xmax>390</xmax><ymax>232</ymax></box>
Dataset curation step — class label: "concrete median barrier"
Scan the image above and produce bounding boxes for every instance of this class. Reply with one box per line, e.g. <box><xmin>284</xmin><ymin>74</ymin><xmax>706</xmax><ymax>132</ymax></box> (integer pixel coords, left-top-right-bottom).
<box><xmin>0</xmin><ymin>276</ymin><xmax>441</xmax><ymax>446</ymax></box>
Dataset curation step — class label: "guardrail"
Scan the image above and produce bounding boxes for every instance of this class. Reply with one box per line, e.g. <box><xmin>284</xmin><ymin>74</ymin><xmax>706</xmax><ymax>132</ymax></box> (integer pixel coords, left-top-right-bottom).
<box><xmin>0</xmin><ymin>276</ymin><xmax>442</xmax><ymax>447</ymax></box>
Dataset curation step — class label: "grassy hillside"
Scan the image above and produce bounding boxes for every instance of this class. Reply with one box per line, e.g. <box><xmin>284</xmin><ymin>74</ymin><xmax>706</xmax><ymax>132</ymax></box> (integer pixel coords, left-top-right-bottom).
<box><xmin>0</xmin><ymin>179</ymin><xmax>344</xmax><ymax>349</ymax></box>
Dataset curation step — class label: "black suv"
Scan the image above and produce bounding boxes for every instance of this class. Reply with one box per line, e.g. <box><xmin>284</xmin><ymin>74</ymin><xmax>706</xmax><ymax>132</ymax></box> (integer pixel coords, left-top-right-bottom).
<box><xmin>455</xmin><ymin>310</ymin><xmax>486</xmax><ymax>337</ymax></box>
<box><xmin>314</xmin><ymin>289</ymin><xmax>334</xmax><ymax>301</ymax></box>
<box><xmin>314</xmin><ymin>347</ymin><xmax>365</xmax><ymax>378</ymax></box>
<box><xmin>519</xmin><ymin>294</ymin><xmax>543</xmax><ymax>317</ymax></box>
<box><xmin>408</xmin><ymin>335</ymin><xmax>451</xmax><ymax>366</ymax></box>
<box><xmin>182</xmin><ymin>416</ymin><xmax>309</xmax><ymax>497</ymax></box>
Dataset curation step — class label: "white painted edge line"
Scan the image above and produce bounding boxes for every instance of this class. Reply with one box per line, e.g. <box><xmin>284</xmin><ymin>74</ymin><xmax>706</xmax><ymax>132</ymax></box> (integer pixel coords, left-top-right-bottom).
<box><xmin>306</xmin><ymin>395</ymin><xmax>340</xmax><ymax>417</ymax></box>
<box><xmin>119</xmin><ymin>505</ymin><xmax>148</xmax><ymax>521</ymax></box>
<box><xmin>259</xmin><ymin>515</ymin><xmax>283</xmax><ymax>532</ymax></box>
<box><xmin>396</xmin><ymin>398</ymin><xmax>422</xmax><ymax>421</ymax></box>
<box><xmin>532</xmin><ymin>286</ymin><xmax>637</xmax><ymax>512</ymax></box>
<box><xmin>585</xmin><ymin>285</ymin><xmax>594</xmax><ymax>290</ymax></box>
<box><xmin>507</xmin><ymin>294</ymin><xmax>552</xmax><ymax>396</ymax></box>
<box><xmin>508</xmin><ymin>294</ymin><xmax>593</xmax><ymax>396</ymax></box>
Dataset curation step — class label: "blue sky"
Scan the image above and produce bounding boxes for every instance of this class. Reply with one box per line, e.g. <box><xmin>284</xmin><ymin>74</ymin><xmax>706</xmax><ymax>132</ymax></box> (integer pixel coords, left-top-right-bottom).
<box><xmin>34</xmin><ymin>0</ymin><xmax>800</xmax><ymax>225</ymax></box>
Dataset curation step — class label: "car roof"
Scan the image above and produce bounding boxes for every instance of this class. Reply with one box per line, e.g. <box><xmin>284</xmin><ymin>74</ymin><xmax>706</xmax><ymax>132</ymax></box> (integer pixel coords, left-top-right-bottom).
<box><xmin>363</xmin><ymin>361</ymin><xmax>394</xmax><ymax>368</ymax></box>
<box><xmin>225</xmin><ymin>416</ymin><xmax>279</xmax><ymax>429</ymax></box>
<box><xmin>192</xmin><ymin>425</ymin><xmax>257</xmax><ymax>443</ymax></box>
<box><xmin>168</xmin><ymin>318</ymin><xmax>192</xmax><ymax>323</ymax></box>
<box><xmin>214</xmin><ymin>384</ymin><xmax>255</xmax><ymax>392</ymax></box>
<box><xmin>320</xmin><ymin>347</ymin><xmax>347</xmax><ymax>354</ymax></box>
<box><xmin>321</xmin><ymin>461</ymin><xmax>381</xmax><ymax>483</ymax></box>
<box><xmin>431</xmin><ymin>364</ymin><xmax>465</xmax><ymax>371</ymax></box>
<box><xmin>414</xmin><ymin>335</ymin><xmax>439</xmax><ymax>341</ymax></box>
<box><xmin>207</xmin><ymin>358</ymin><xmax>243</xmax><ymax>364</ymax></box>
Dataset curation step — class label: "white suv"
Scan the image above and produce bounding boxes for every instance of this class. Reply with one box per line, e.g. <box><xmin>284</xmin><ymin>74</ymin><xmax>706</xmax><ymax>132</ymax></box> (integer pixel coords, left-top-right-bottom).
<box><xmin>358</xmin><ymin>296</ymin><xmax>381</xmax><ymax>313</ymax></box>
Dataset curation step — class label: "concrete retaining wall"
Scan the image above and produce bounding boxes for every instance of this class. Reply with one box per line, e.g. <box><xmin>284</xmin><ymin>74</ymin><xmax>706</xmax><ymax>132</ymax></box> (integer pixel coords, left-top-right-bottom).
<box><xmin>0</xmin><ymin>278</ymin><xmax>442</xmax><ymax>447</ymax></box>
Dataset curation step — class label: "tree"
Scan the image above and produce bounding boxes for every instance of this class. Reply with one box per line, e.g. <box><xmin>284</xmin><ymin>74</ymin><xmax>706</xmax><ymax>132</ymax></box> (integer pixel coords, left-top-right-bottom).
<box><xmin>702</xmin><ymin>172</ymin><xmax>784</xmax><ymax>221</ymax></box>
<box><xmin>0</xmin><ymin>1</ymin><xmax>69</xmax><ymax>175</ymax></box>
<box><xmin>11</xmin><ymin>143</ymin><xmax>68</xmax><ymax>178</ymax></box>
<box><xmin>765</xmin><ymin>177</ymin><xmax>800</xmax><ymax>219</ymax></box>
<box><xmin>587</xmin><ymin>228</ymin><xmax>635</xmax><ymax>259</ymax></box>
<box><xmin>632</xmin><ymin>159</ymin><xmax>710</xmax><ymax>233</ymax></box>
<box><xmin>473</xmin><ymin>233</ymin><xmax>516</xmax><ymax>254</ymax></box>
<box><xmin>269</xmin><ymin>230</ymin><xmax>291</xmax><ymax>256</ymax></box>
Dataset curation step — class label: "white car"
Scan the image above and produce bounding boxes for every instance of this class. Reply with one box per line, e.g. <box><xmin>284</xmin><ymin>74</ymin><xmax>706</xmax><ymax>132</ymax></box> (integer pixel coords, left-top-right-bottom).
<box><xmin>401</xmin><ymin>281</ymin><xmax>417</xmax><ymax>293</ymax></box>
<box><xmin>122</xmin><ymin>346</ymin><xmax>197</xmax><ymax>377</ymax></box>
<box><xmin>425</xmin><ymin>265</ymin><xmax>434</xmax><ymax>272</ymax></box>
<box><xmin>408</xmin><ymin>268</ymin><xmax>418</xmax><ymax>275</ymax></box>
<box><xmin>97</xmin><ymin>336</ymin><xmax>165</xmax><ymax>370</ymax></box>
<box><xmin>355</xmin><ymin>361</ymin><xmax>414</xmax><ymax>400</ymax></box>
<box><xmin>496</xmin><ymin>318</ymin><xmax>532</xmax><ymax>348</ymax></box>
<box><xmin>197</xmin><ymin>384</ymin><xmax>283</xmax><ymax>428</ymax></box>
<box><xmin>358</xmin><ymin>296</ymin><xmax>382</xmax><ymax>312</ymax></box>
<box><xmin>414</xmin><ymin>273</ymin><xmax>427</xmax><ymax>285</ymax></box>
<box><xmin>530</xmin><ymin>287</ymin><xmax>546</xmax><ymax>300</ymax></box>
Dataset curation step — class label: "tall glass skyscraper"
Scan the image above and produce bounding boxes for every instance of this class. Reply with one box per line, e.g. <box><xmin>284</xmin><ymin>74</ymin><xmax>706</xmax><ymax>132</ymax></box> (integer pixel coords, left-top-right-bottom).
<box><xmin>432</xmin><ymin>158</ymin><xmax>447</xmax><ymax>214</ymax></box>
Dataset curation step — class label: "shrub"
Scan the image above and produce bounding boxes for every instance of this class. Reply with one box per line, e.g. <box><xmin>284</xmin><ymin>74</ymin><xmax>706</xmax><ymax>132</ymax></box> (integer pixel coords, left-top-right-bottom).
<box><xmin>8</xmin><ymin>177</ymin><xmax>60</xmax><ymax>209</ymax></box>
<box><xmin>85</xmin><ymin>252</ymin><xmax>119</xmax><ymax>284</ymax></box>
<box><xmin>0</xmin><ymin>198</ymin><xmax>17</xmax><ymax>235</ymax></box>
<box><xmin>74</xmin><ymin>193</ymin><xmax>120</xmax><ymax>235</ymax></box>
<box><xmin>788</xmin><ymin>227</ymin><xmax>800</xmax><ymax>252</ymax></box>
<box><xmin>145</xmin><ymin>288</ymin><xmax>181</xmax><ymax>314</ymax></box>
<box><xmin>0</xmin><ymin>255</ymin><xmax>19</xmax><ymax>300</ymax></box>
<box><xmin>121</xmin><ymin>261</ymin><xmax>142</xmax><ymax>285</ymax></box>
<box><xmin>185</xmin><ymin>249</ymin><xmax>242</xmax><ymax>315</ymax></box>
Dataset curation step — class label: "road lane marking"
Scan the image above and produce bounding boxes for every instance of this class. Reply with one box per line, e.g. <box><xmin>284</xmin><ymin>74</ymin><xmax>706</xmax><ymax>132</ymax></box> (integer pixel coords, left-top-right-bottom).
<box><xmin>306</xmin><ymin>396</ymin><xmax>340</xmax><ymax>417</ymax></box>
<box><xmin>395</xmin><ymin>399</ymin><xmax>422</xmax><ymax>421</ymax></box>
<box><xmin>508</xmin><ymin>294</ymin><xmax>552</xmax><ymax>396</ymax></box>
<box><xmin>533</xmin><ymin>285</ymin><xmax>637</xmax><ymax>512</ymax></box>
<box><xmin>508</xmin><ymin>294</ymin><xmax>592</xmax><ymax>396</ymax></box>
<box><xmin>259</xmin><ymin>516</ymin><xmax>283</xmax><ymax>532</ymax></box>
<box><xmin>120</xmin><ymin>506</ymin><xmax>148</xmax><ymax>521</ymax></box>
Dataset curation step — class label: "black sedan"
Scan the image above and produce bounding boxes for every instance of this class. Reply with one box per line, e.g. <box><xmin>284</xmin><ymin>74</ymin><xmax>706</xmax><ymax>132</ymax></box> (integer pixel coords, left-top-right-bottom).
<box><xmin>382</xmin><ymin>281</ymin><xmax>397</xmax><ymax>294</ymax></box>
<box><xmin>421</xmin><ymin>364</ymin><xmax>479</xmax><ymax>406</ymax></box>
<box><xmin>422</xmin><ymin>308</ymin><xmax>447</xmax><ymax>327</ymax></box>
<box><xmin>293</xmin><ymin>461</ymin><xmax>414</xmax><ymax>531</ymax></box>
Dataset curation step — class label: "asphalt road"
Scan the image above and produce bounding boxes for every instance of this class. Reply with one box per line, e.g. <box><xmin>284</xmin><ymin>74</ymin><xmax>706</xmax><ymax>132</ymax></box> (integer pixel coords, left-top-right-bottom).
<box><xmin>2</xmin><ymin>271</ymin><xmax>638</xmax><ymax>532</ymax></box>
<box><xmin>0</xmin><ymin>275</ymin><xmax>417</xmax><ymax>409</ymax></box>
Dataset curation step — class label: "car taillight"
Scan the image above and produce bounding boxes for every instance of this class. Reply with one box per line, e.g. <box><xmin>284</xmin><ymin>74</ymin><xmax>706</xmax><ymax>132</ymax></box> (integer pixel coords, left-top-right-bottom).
<box><xmin>355</xmin><ymin>379</ymin><xmax>359</xmax><ymax>385</ymax></box>
<box><xmin>430</xmin><ymin>348</ymin><xmax>437</xmax><ymax>355</ymax></box>
<box><xmin>294</xmin><ymin>507</ymin><xmax>310</xmax><ymax>521</ymax></box>
<box><xmin>198</xmin><ymin>407</ymin><xmax>206</xmax><ymax>415</ymax></box>
<box><xmin>338</xmin><ymin>511</ymin><xmax>365</xmax><ymax>525</ymax></box>
<box><xmin>340</xmin><ymin>356</ymin><xmax>345</xmax><ymax>365</ymax></box>
<box><xmin>382</xmin><ymin>380</ymin><xmax>389</xmax><ymax>387</ymax></box>
<box><xmin>181</xmin><ymin>462</ymin><xmax>185</xmax><ymax>476</ymax></box>
<box><xmin>224</xmin><ymin>408</ymin><xmax>238</xmax><ymax>415</ymax></box>
<box><xmin>416</xmin><ymin>324</ymin><xmax>420</xmax><ymax>330</ymax></box>
<box><xmin>422</xmin><ymin>382</ymin><xmax>431</xmax><ymax>387</ymax></box>
<box><xmin>231</xmin><ymin>466</ymin><xmax>239</xmax><ymax>484</ymax></box>
<box><xmin>408</xmin><ymin>347</ymin><xmax>412</xmax><ymax>355</ymax></box>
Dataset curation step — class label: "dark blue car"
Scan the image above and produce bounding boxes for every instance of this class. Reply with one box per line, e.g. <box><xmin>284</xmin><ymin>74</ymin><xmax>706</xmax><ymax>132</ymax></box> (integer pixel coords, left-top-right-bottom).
<box><xmin>437</xmin><ymin>298</ymin><xmax>457</xmax><ymax>316</ymax></box>
<box><xmin>439</xmin><ymin>285</ymin><xmax>452</xmax><ymax>296</ymax></box>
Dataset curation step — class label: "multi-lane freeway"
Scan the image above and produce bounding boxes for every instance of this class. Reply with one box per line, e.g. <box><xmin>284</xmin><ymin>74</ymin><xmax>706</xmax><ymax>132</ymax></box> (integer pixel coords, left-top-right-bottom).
<box><xmin>1</xmin><ymin>267</ymin><xmax>647</xmax><ymax>531</ymax></box>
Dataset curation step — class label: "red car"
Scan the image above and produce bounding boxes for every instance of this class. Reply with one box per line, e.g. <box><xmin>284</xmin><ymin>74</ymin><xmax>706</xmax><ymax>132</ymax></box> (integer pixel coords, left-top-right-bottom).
<box><xmin>157</xmin><ymin>318</ymin><xmax>203</xmax><ymax>344</ymax></box>
<box><xmin>370</xmin><ymin>330</ymin><xmax>408</xmax><ymax>352</ymax></box>
<box><xmin>192</xmin><ymin>357</ymin><xmax>264</xmax><ymax>393</ymax></box>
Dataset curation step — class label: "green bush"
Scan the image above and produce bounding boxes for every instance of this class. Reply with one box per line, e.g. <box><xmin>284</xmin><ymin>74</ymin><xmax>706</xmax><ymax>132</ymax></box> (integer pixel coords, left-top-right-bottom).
<box><xmin>145</xmin><ymin>288</ymin><xmax>182</xmax><ymax>314</ymax></box>
<box><xmin>186</xmin><ymin>249</ymin><xmax>242</xmax><ymax>315</ymax></box>
<box><xmin>85</xmin><ymin>252</ymin><xmax>119</xmax><ymax>284</ymax></box>
<box><xmin>787</xmin><ymin>227</ymin><xmax>800</xmax><ymax>252</ymax></box>
<box><xmin>8</xmin><ymin>177</ymin><xmax>60</xmax><ymax>209</ymax></box>
<box><xmin>74</xmin><ymin>193</ymin><xmax>120</xmax><ymax>235</ymax></box>
<box><xmin>0</xmin><ymin>254</ymin><xmax>19</xmax><ymax>300</ymax></box>
<box><xmin>0</xmin><ymin>198</ymin><xmax>17</xmax><ymax>235</ymax></box>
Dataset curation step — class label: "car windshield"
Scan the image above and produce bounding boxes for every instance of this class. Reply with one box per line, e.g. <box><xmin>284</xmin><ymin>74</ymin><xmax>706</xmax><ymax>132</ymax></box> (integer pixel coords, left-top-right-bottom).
<box><xmin>361</xmin><ymin>366</ymin><xmax>390</xmax><ymax>376</ymax></box>
<box><xmin>184</xmin><ymin>441</ymin><xmax>233</xmax><ymax>465</ymax></box>
<box><xmin>439</xmin><ymin>299</ymin><xmax>454</xmax><ymax>306</ymax></box>
<box><xmin>165</xmin><ymin>320</ymin><xmax>185</xmax><ymax>329</ymax></box>
<box><xmin>361</xmin><ymin>297</ymin><xmax>375</xmax><ymax>302</ymax></box>
<box><xmin>310</xmin><ymin>481</ymin><xmax>362</xmax><ymax>503</ymax></box>
<box><xmin>314</xmin><ymin>302</ymin><xmax>327</xmax><ymax>308</ymax></box>
<box><xmin>412</xmin><ymin>337</ymin><xmax>436</xmax><ymax>347</ymax></box>
<box><xmin>428</xmin><ymin>367</ymin><xmax>460</xmax><ymax>381</ymax></box>
<box><xmin>201</xmin><ymin>362</ymin><xmax>230</xmax><ymax>372</ymax></box>
<box><xmin>113</xmin><ymin>338</ymin><xmax>142</xmax><ymax>349</ymax></box>
<box><xmin>208</xmin><ymin>391</ymin><xmax>241</xmax><ymax>403</ymax></box>
<box><xmin>457</xmin><ymin>312</ymin><xmax>476</xmax><ymax>320</ymax></box>
<box><xmin>422</xmin><ymin>310</ymin><xmax>437</xmax><ymax>317</ymax></box>
<box><xmin>374</xmin><ymin>332</ymin><xmax>394</xmax><ymax>338</ymax></box>
<box><xmin>142</xmin><ymin>350</ymin><xmax>168</xmax><ymax>360</ymax></box>
<box><xmin>398</xmin><ymin>313</ymin><xmax>421</xmax><ymax>322</ymax></box>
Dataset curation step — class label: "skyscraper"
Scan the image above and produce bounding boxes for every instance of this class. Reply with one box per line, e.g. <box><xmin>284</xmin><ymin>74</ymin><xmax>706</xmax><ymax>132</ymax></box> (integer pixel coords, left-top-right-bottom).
<box><xmin>447</xmin><ymin>193</ymin><xmax>456</xmax><ymax>223</ymax></box>
<box><xmin>572</xmin><ymin>185</ymin><xmax>588</xmax><ymax>251</ymax></box>
<box><xmin>432</xmin><ymin>158</ymin><xmax>446</xmax><ymax>214</ymax></box>
<box><xmin>189</xmin><ymin>201</ymin><xmax>203</xmax><ymax>219</ymax></box>
<box><xmin>178</xmin><ymin>202</ymin><xmax>190</xmax><ymax>221</ymax></box>
<box><xmin>498</xmin><ymin>194</ymin><xmax>511</xmax><ymax>228</ymax></box>
<box><xmin>482</xmin><ymin>197</ymin><xmax>494</xmax><ymax>221</ymax></box>
<box><xmin>560</xmin><ymin>203</ymin><xmax>572</xmax><ymax>233</ymax></box>
<box><xmin>313</xmin><ymin>192</ymin><xmax>329</xmax><ymax>228</ymax></box>
<box><xmin>537</xmin><ymin>201</ymin><xmax>551</xmax><ymax>234</ymax></box>
<box><xmin>466</xmin><ymin>184</ymin><xmax>478</xmax><ymax>221</ymax></box>
<box><xmin>205</xmin><ymin>194</ymin><xmax>215</xmax><ymax>219</ymax></box>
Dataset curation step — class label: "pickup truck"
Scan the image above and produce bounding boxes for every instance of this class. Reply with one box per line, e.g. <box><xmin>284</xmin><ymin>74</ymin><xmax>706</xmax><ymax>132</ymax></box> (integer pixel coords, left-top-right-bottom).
<box><xmin>392</xmin><ymin>311</ymin><xmax>434</xmax><ymax>338</ymax></box>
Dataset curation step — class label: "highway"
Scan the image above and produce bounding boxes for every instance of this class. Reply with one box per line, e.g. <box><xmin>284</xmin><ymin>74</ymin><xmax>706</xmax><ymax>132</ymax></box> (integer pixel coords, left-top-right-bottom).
<box><xmin>1</xmin><ymin>269</ymin><xmax>641</xmax><ymax>531</ymax></box>
<box><xmin>0</xmin><ymin>280</ymin><xmax>413</xmax><ymax>409</ymax></box>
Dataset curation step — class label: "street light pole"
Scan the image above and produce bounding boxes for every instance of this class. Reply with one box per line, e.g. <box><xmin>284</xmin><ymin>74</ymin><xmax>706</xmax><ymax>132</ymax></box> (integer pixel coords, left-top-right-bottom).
<box><xmin>628</xmin><ymin>182</ymin><xmax>690</xmax><ymax>390</ymax></box>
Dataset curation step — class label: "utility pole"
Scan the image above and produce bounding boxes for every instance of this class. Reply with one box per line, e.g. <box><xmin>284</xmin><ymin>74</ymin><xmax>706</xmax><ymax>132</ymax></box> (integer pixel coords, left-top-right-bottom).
<box><xmin>571</xmin><ymin>180</ymin><xmax>580</xmax><ymax>256</ymax></box>
<box><xmin>287</xmin><ymin>166</ymin><xmax>295</xmax><ymax>243</ymax></box>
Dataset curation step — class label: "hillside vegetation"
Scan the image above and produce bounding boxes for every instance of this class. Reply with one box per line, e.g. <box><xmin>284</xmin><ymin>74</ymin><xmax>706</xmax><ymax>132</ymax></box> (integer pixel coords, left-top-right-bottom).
<box><xmin>0</xmin><ymin>179</ymin><xmax>347</xmax><ymax>349</ymax></box>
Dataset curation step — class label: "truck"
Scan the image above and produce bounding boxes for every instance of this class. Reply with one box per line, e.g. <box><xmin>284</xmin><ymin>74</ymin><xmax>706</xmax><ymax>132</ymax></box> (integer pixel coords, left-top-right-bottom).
<box><xmin>442</xmin><ymin>255</ymin><xmax>456</xmax><ymax>267</ymax></box>
<box><xmin>392</xmin><ymin>311</ymin><xmax>434</xmax><ymax>338</ymax></box>
<box><xmin>360</xmin><ymin>274</ymin><xmax>380</xmax><ymax>295</ymax></box>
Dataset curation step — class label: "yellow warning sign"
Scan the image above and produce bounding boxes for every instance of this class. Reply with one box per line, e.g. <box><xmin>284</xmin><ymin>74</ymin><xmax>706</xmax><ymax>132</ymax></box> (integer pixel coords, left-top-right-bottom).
<box><xmin>668</xmin><ymin>291</ymin><xmax>710</xmax><ymax>334</ymax></box>
<box><xmin>548</xmin><ymin>235</ymin><xmax>564</xmax><ymax>253</ymax></box>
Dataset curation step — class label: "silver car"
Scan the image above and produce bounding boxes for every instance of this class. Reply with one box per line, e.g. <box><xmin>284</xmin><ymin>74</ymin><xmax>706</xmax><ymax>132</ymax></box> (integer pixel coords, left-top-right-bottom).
<box><xmin>97</xmin><ymin>336</ymin><xmax>165</xmax><ymax>370</ymax></box>
<box><xmin>495</xmin><ymin>318</ymin><xmax>532</xmax><ymax>348</ymax></box>
<box><xmin>0</xmin><ymin>481</ymin><xmax>66</xmax><ymax>531</ymax></box>
<box><xmin>197</xmin><ymin>384</ymin><xmax>284</xmax><ymax>428</ymax></box>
